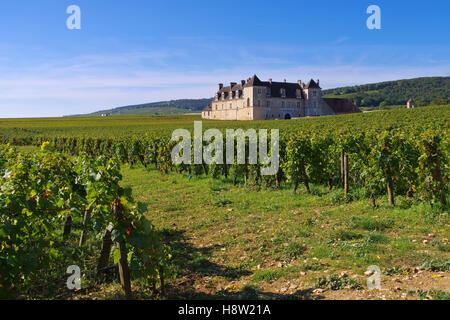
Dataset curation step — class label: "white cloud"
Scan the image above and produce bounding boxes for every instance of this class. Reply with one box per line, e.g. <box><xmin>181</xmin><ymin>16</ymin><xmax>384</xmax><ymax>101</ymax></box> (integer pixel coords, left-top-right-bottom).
<box><xmin>0</xmin><ymin>50</ymin><xmax>448</xmax><ymax>117</ymax></box>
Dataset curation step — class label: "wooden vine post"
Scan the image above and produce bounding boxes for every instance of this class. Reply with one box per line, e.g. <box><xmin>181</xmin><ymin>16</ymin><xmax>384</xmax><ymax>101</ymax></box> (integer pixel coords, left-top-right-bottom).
<box><xmin>302</xmin><ymin>166</ymin><xmax>311</xmax><ymax>194</ymax></box>
<box><xmin>113</xmin><ymin>199</ymin><xmax>132</xmax><ymax>299</ymax></box>
<box><xmin>97</xmin><ymin>228</ymin><xmax>113</xmax><ymax>276</ymax></box>
<box><xmin>425</xmin><ymin>135</ymin><xmax>447</xmax><ymax>206</ymax></box>
<box><xmin>383</xmin><ymin>138</ymin><xmax>395</xmax><ymax>206</ymax></box>
<box><xmin>79</xmin><ymin>210</ymin><xmax>91</xmax><ymax>246</ymax></box>
<box><xmin>340</xmin><ymin>150</ymin><xmax>345</xmax><ymax>189</ymax></box>
<box><xmin>385</xmin><ymin>166</ymin><xmax>395</xmax><ymax>206</ymax></box>
<box><xmin>370</xmin><ymin>193</ymin><xmax>376</xmax><ymax>207</ymax></box>
<box><xmin>343</xmin><ymin>154</ymin><xmax>349</xmax><ymax>196</ymax></box>
<box><xmin>63</xmin><ymin>214</ymin><xmax>72</xmax><ymax>240</ymax></box>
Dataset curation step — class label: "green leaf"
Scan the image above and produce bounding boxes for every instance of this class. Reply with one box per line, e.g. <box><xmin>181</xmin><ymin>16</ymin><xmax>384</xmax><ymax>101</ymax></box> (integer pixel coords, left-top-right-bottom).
<box><xmin>113</xmin><ymin>248</ymin><xmax>120</xmax><ymax>264</ymax></box>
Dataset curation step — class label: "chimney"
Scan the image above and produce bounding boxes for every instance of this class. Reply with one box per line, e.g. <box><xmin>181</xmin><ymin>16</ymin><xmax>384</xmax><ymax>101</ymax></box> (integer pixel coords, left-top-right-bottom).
<box><xmin>297</xmin><ymin>80</ymin><xmax>302</xmax><ymax>87</ymax></box>
<box><xmin>218</xmin><ymin>83</ymin><xmax>223</xmax><ymax>90</ymax></box>
<box><xmin>230</xmin><ymin>82</ymin><xmax>237</xmax><ymax>88</ymax></box>
<box><xmin>317</xmin><ymin>79</ymin><xmax>320</xmax><ymax>86</ymax></box>
<box><xmin>241</xmin><ymin>80</ymin><xmax>245</xmax><ymax>86</ymax></box>
<box><xmin>269</xmin><ymin>78</ymin><xmax>272</xmax><ymax>84</ymax></box>
<box><xmin>283</xmin><ymin>79</ymin><xmax>286</xmax><ymax>83</ymax></box>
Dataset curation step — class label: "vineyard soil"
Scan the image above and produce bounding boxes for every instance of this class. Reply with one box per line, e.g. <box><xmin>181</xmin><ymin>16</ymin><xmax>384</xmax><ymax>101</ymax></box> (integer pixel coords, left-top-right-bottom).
<box><xmin>116</xmin><ymin>166</ymin><xmax>450</xmax><ymax>300</ymax></box>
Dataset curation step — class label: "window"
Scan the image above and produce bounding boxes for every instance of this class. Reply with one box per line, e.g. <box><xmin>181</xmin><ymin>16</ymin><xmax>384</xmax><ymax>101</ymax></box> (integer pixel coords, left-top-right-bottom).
<box><xmin>297</xmin><ymin>102</ymin><xmax>300</xmax><ymax>108</ymax></box>
<box><xmin>247</xmin><ymin>98</ymin><xmax>250</xmax><ymax>107</ymax></box>
<box><xmin>280</xmin><ymin>88</ymin><xmax>286</xmax><ymax>98</ymax></box>
<box><xmin>230</xmin><ymin>103</ymin><xmax>232</xmax><ymax>109</ymax></box>
<box><xmin>267</xmin><ymin>101</ymin><xmax>270</xmax><ymax>107</ymax></box>
<box><xmin>266</xmin><ymin>88</ymin><xmax>271</xmax><ymax>96</ymax></box>
<box><xmin>282</xmin><ymin>101</ymin><xmax>285</xmax><ymax>108</ymax></box>
<box><xmin>258</xmin><ymin>88</ymin><xmax>262</xmax><ymax>95</ymax></box>
<box><xmin>257</xmin><ymin>100</ymin><xmax>261</xmax><ymax>107</ymax></box>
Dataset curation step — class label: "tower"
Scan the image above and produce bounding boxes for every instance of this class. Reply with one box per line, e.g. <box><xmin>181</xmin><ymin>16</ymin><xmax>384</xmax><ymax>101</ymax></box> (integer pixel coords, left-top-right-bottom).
<box><xmin>303</xmin><ymin>79</ymin><xmax>321</xmax><ymax>116</ymax></box>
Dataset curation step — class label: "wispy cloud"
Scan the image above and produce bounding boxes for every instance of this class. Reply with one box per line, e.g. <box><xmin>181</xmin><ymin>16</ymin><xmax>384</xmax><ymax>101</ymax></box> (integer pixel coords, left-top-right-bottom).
<box><xmin>331</xmin><ymin>36</ymin><xmax>350</xmax><ymax>45</ymax></box>
<box><xmin>0</xmin><ymin>43</ymin><xmax>449</xmax><ymax>117</ymax></box>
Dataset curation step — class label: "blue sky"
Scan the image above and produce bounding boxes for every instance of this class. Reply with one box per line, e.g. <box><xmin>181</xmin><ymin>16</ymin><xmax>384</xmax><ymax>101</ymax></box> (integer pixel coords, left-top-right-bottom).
<box><xmin>0</xmin><ymin>0</ymin><xmax>449</xmax><ymax>117</ymax></box>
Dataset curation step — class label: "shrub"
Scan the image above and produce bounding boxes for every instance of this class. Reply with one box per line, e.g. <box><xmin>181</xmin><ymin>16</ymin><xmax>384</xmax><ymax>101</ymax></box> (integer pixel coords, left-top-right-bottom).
<box><xmin>315</xmin><ymin>274</ymin><xmax>362</xmax><ymax>290</ymax></box>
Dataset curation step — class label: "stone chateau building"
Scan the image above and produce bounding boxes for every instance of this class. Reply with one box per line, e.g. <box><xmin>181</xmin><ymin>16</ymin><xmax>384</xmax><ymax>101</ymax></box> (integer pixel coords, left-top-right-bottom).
<box><xmin>202</xmin><ymin>75</ymin><xmax>360</xmax><ymax>120</ymax></box>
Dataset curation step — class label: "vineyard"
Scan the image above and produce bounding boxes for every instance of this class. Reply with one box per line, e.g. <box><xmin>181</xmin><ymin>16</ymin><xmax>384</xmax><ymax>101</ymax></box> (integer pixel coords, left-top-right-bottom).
<box><xmin>0</xmin><ymin>105</ymin><xmax>449</xmax><ymax>299</ymax></box>
<box><xmin>2</xmin><ymin>106</ymin><xmax>448</xmax><ymax>208</ymax></box>
<box><xmin>0</xmin><ymin>143</ymin><xmax>170</xmax><ymax>299</ymax></box>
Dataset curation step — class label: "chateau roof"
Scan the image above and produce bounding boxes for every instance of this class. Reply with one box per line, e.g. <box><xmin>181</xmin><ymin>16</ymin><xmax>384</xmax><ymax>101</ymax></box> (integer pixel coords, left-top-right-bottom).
<box><xmin>265</xmin><ymin>81</ymin><xmax>304</xmax><ymax>99</ymax></box>
<box><xmin>215</xmin><ymin>75</ymin><xmax>319</xmax><ymax>99</ymax></box>
<box><xmin>244</xmin><ymin>74</ymin><xmax>264</xmax><ymax>87</ymax></box>
<box><xmin>323</xmin><ymin>98</ymin><xmax>362</xmax><ymax>114</ymax></box>
<box><xmin>203</xmin><ymin>104</ymin><xmax>212</xmax><ymax>111</ymax></box>
<box><xmin>304</xmin><ymin>79</ymin><xmax>321</xmax><ymax>89</ymax></box>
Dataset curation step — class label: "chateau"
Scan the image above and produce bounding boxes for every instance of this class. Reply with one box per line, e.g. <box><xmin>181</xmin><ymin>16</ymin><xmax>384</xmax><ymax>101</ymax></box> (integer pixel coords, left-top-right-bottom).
<box><xmin>202</xmin><ymin>75</ymin><xmax>360</xmax><ymax>120</ymax></box>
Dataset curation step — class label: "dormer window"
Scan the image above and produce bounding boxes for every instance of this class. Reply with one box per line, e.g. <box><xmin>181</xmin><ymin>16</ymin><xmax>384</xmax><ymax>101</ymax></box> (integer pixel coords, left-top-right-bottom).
<box><xmin>280</xmin><ymin>88</ymin><xmax>286</xmax><ymax>98</ymax></box>
<box><xmin>266</xmin><ymin>87</ymin><xmax>271</xmax><ymax>97</ymax></box>
<box><xmin>296</xmin><ymin>89</ymin><xmax>302</xmax><ymax>99</ymax></box>
<box><xmin>257</xmin><ymin>88</ymin><xmax>262</xmax><ymax>95</ymax></box>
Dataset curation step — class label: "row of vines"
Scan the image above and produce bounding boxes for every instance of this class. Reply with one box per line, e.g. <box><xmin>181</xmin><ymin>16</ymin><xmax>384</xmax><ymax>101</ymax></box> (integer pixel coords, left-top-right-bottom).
<box><xmin>0</xmin><ymin>143</ymin><xmax>170</xmax><ymax>299</ymax></box>
<box><xmin>9</xmin><ymin>125</ymin><xmax>449</xmax><ymax>208</ymax></box>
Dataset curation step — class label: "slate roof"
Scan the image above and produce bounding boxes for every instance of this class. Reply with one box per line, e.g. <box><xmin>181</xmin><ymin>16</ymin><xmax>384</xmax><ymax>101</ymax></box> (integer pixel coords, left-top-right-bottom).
<box><xmin>323</xmin><ymin>98</ymin><xmax>362</xmax><ymax>114</ymax></box>
<box><xmin>217</xmin><ymin>75</ymin><xmax>305</xmax><ymax>99</ymax></box>
<box><xmin>304</xmin><ymin>79</ymin><xmax>321</xmax><ymax>89</ymax></box>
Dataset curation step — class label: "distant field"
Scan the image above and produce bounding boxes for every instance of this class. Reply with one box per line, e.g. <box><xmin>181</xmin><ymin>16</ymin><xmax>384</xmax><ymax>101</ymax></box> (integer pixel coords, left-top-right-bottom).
<box><xmin>0</xmin><ymin>105</ymin><xmax>449</xmax><ymax>143</ymax></box>
<box><xmin>359</xmin><ymin>105</ymin><xmax>405</xmax><ymax>112</ymax></box>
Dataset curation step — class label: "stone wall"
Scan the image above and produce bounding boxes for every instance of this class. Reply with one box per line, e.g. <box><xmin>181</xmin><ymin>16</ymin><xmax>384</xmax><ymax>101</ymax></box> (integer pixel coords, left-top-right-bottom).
<box><xmin>203</xmin><ymin>82</ymin><xmax>336</xmax><ymax>120</ymax></box>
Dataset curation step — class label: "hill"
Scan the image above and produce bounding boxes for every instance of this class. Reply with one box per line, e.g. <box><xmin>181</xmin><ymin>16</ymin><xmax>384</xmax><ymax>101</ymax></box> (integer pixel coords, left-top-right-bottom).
<box><xmin>69</xmin><ymin>77</ymin><xmax>450</xmax><ymax>116</ymax></box>
<box><xmin>323</xmin><ymin>76</ymin><xmax>450</xmax><ymax>108</ymax></box>
<box><xmin>69</xmin><ymin>98</ymin><xmax>212</xmax><ymax>117</ymax></box>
